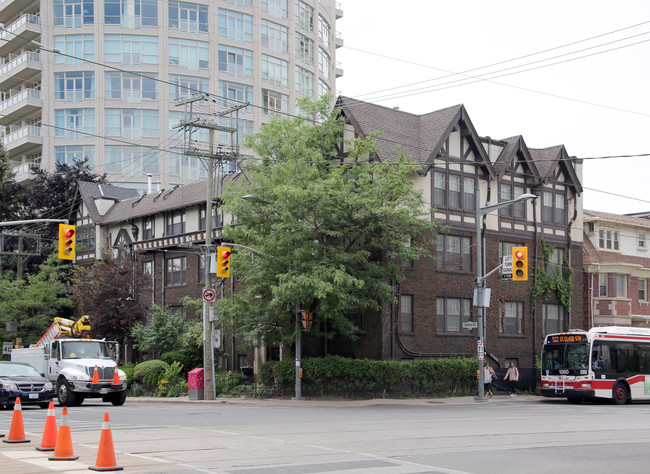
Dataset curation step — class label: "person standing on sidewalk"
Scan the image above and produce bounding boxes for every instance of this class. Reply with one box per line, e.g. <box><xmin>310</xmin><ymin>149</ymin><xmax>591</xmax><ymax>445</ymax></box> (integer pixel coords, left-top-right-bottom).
<box><xmin>504</xmin><ymin>362</ymin><xmax>519</xmax><ymax>397</ymax></box>
<box><xmin>484</xmin><ymin>365</ymin><xmax>495</xmax><ymax>398</ymax></box>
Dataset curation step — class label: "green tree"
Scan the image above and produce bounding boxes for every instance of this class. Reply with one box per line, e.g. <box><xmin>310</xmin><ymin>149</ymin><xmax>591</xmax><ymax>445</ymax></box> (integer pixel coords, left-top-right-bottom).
<box><xmin>0</xmin><ymin>145</ymin><xmax>22</xmax><ymax>222</ymax></box>
<box><xmin>0</xmin><ymin>253</ymin><xmax>74</xmax><ymax>346</ymax></box>
<box><xmin>131</xmin><ymin>305</ymin><xmax>184</xmax><ymax>360</ymax></box>
<box><xmin>219</xmin><ymin>95</ymin><xmax>442</xmax><ymax>350</ymax></box>
<box><xmin>70</xmin><ymin>248</ymin><xmax>147</xmax><ymax>346</ymax></box>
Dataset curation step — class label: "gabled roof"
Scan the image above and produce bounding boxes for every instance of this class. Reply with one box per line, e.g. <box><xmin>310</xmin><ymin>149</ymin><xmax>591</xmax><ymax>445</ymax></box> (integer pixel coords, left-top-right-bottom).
<box><xmin>491</xmin><ymin>135</ymin><xmax>540</xmax><ymax>180</ymax></box>
<box><xmin>529</xmin><ymin>145</ymin><xmax>583</xmax><ymax>195</ymax></box>
<box><xmin>584</xmin><ymin>209</ymin><xmax>650</xmax><ymax>229</ymax></box>
<box><xmin>336</xmin><ymin>96</ymin><xmax>494</xmax><ymax>179</ymax></box>
<box><xmin>76</xmin><ymin>182</ymin><xmax>140</xmax><ymax>223</ymax></box>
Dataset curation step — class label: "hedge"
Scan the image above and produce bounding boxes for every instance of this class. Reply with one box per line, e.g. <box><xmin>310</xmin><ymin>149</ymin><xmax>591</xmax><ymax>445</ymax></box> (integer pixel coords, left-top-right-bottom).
<box><xmin>259</xmin><ymin>356</ymin><xmax>477</xmax><ymax>398</ymax></box>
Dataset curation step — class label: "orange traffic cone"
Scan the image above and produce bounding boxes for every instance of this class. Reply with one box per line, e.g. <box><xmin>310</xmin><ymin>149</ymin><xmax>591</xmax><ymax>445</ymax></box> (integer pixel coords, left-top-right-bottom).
<box><xmin>92</xmin><ymin>365</ymin><xmax>100</xmax><ymax>384</ymax></box>
<box><xmin>3</xmin><ymin>397</ymin><xmax>30</xmax><ymax>444</ymax></box>
<box><xmin>36</xmin><ymin>401</ymin><xmax>57</xmax><ymax>451</ymax></box>
<box><xmin>112</xmin><ymin>370</ymin><xmax>120</xmax><ymax>386</ymax></box>
<box><xmin>89</xmin><ymin>413</ymin><xmax>123</xmax><ymax>471</ymax></box>
<box><xmin>48</xmin><ymin>407</ymin><xmax>79</xmax><ymax>461</ymax></box>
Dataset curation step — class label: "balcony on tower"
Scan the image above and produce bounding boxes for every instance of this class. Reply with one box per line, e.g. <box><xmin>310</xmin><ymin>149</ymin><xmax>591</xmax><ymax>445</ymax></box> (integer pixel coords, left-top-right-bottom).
<box><xmin>0</xmin><ymin>13</ymin><xmax>40</xmax><ymax>57</ymax></box>
<box><xmin>0</xmin><ymin>50</ymin><xmax>41</xmax><ymax>90</ymax></box>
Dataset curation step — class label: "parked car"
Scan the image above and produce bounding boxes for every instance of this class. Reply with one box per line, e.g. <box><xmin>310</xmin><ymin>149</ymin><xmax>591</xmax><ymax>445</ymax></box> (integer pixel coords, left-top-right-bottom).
<box><xmin>0</xmin><ymin>361</ymin><xmax>54</xmax><ymax>409</ymax></box>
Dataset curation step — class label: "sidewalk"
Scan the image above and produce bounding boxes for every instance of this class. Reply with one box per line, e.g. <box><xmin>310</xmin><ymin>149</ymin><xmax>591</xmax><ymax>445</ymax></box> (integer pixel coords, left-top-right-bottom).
<box><xmin>127</xmin><ymin>394</ymin><xmax>545</xmax><ymax>407</ymax></box>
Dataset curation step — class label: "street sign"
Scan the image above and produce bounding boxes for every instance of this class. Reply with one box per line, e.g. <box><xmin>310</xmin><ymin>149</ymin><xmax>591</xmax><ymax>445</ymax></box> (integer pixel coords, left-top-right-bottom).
<box><xmin>462</xmin><ymin>321</ymin><xmax>478</xmax><ymax>330</ymax></box>
<box><xmin>202</xmin><ymin>288</ymin><xmax>216</xmax><ymax>303</ymax></box>
<box><xmin>501</xmin><ymin>254</ymin><xmax>513</xmax><ymax>281</ymax></box>
<box><xmin>212</xmin><ymin>329</ymin><xmax>221</xmax><ymax>349</ymax></box>
<box><xmin>2</xmin><ymin>341</ymin><xmax>12</xmax><ymax>355</ymax></box>
<box><xmin>477</xmin><ymin>341</ymin><xmax>485</xmax><ymax>360</ymax></box>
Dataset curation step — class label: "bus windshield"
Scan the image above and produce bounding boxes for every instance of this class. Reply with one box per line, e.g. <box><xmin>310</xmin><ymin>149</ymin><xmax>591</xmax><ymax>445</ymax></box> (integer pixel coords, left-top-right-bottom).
<box><xmin>542</xmin><ymin>343</ymin><xmax>590</xmax><ymax>372</ymax></box>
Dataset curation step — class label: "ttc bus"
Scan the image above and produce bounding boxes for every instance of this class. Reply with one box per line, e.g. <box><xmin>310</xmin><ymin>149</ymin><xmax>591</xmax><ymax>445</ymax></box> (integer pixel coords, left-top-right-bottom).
<box><xmin>541</xmin><ymin>326</ymin><xmax>650</xmax><ymax>404</ymax></box>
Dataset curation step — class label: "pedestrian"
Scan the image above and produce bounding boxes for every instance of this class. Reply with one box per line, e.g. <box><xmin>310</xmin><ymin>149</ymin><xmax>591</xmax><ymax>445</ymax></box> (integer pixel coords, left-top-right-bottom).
<box><xmin>504</xmin><ymin>362</ymin><xmax>519</xmax><ymax>397</ymax></box>
<box><xmin>484</xmin><ymin>365</ymin><xmax>496</xmax><ymax>398</ymax></box>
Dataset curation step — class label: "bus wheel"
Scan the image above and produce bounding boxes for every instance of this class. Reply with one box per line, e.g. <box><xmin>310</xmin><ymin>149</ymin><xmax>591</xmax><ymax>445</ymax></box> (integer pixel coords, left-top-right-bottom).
<box><xmin>613</xmin><ymin>382</ymin><xmax>629</xmax><ymax>405</ymax></box>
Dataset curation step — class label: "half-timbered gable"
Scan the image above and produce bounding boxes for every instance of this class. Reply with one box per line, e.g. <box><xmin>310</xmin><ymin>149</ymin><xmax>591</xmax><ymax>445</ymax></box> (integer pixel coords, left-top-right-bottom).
<box><xmin>335</xmin><ymin>95</ymin><xmax>584</xmax><ymax>374</ymax></box>
<box><xmin>530</xmin><ymin>145</ymin><xmax>582</xmax><ymax>241</ymax></box>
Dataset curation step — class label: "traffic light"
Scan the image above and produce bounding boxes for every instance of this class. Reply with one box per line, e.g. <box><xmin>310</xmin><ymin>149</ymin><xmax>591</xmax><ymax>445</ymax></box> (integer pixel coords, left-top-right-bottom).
<box><xmin>58</xmin><ymin>224</ymin><xmax>76</xmax><ymax>260</ymax></box>
<box><xmin>512</xmin><ymin>246</ymin><xmax>528</xmax><ymax>281</ymax></box>
<box><xmin>216</xmin><ymin>246</ymin><xmax>231</xmax><ymax>278</ymax></box>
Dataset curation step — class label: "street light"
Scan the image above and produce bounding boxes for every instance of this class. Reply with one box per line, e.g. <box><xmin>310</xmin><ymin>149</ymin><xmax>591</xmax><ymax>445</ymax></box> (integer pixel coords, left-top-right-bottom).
<box><xmin>475</xmin><ymin>190</ymin><xmax>537</xmax><ymax>400</ymax></box>
<box><xmin>243</xmin><ymin>194</ymin><xmax>304</xmax><ymax>400</ymax></box>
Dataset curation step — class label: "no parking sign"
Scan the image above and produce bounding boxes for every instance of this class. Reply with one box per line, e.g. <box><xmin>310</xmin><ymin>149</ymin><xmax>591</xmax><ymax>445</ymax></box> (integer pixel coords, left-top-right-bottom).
<box><xmin>202</xmin><ymin>288</ymin><xmax>216</xmax><ymax>303</ymax></box>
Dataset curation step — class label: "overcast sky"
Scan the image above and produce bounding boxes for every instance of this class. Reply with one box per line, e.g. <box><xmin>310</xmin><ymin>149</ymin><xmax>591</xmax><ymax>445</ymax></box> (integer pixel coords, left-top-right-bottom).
<box><xmin>336</xmin><ymin>1</ymin><xmax>650</xmax><ymax>215</ymax></box>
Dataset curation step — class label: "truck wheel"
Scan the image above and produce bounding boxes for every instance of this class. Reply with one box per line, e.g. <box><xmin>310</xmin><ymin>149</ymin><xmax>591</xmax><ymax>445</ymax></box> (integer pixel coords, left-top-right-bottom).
<box><xmin>110</xmin><ymin>390</ymin><xmax>127</xmax><ymax>406</ymax></box>
<box><xmin>56</xmin><ymin>379</ymin><xmax>77</xmax><ymax>407</ymax></box>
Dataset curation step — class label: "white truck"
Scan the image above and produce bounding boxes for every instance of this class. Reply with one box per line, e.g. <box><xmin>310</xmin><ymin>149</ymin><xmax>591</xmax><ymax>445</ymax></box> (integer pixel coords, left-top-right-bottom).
<box><xmin>11</xmin><ymin>317</ymin><xmax>127</xmax><ymax>407</ymax></box>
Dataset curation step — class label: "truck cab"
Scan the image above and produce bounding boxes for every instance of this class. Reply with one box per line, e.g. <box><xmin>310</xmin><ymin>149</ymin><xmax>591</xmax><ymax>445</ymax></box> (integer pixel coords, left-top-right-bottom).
<box><xmin>12</xmin><ymin>338</ymin><xmax>127</xmax><ymax>407</ymax></box>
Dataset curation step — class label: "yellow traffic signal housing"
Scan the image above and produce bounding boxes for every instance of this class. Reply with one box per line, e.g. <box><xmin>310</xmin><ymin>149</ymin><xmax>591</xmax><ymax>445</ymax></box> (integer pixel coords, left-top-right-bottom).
<box><xmin>216</xmin><ymin>246</ymin><xmax>231</xmax><ymax>278</ymax></box>
<box><xmin>58</xmin><ymin>224</ymin><xmax>76</xmax><ymax>260</ymax></box>
<box><xmin>512</xmin><ymin>246</ymin><xmax>528</xmax><ymax>281</ymax></box>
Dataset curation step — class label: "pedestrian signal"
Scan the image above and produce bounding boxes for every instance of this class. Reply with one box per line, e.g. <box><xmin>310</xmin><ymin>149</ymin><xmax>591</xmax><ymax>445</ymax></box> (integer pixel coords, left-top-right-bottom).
<box><xmin>58</xmin><ymin>224</ymin><xmax>76</xmax><ymax>260</ymax></box>
<box><xmin>512</xmin><ymin>246</ymin><xmax>528</xmax><ymax>281</ymax></box>
<box><xmin>216</xmin><ymin>246</ymin><xmax>231</xmax><ymax>278</ymax></box>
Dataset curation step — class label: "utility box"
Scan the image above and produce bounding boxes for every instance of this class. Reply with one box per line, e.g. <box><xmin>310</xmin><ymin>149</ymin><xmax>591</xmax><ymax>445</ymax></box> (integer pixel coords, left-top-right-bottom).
<box><xmin>188</xmin><ymin>368</ymin><xmax>204</xmax><ymax>400</ymax></box>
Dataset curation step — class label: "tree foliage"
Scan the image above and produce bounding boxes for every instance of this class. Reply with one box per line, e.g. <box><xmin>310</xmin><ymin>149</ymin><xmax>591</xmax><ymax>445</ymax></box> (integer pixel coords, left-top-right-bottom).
<box><xmin>70</xmin><ymin>248</ymin><xmax>147</xmax><ymax>345</ymax></box>
<box><xmin>131</xmin><ymin>305</ymin><xmax>184</xmax><ymax>359</ymax></box>
<box><xmin>0</xmin><ymin>145</ymin><xmax>23</xmax><ymax>222</ymax></box>
<box><xmin>219</xmin><ymin>95</ymin><xmax>442</xmax><ymax>349</ymax></box>
<box><xmin>19</xmin><ymin>159</ymin><xmax>107</xmax><ymax>275</ymax></box>
<box><xmin>0</xmin><ymin>253</ymin><xmax>74</xmax><ymax>346</ymax></box>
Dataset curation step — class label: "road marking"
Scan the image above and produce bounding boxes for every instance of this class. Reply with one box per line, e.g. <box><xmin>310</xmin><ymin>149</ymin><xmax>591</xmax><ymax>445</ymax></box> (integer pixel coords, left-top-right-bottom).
<box><xmin>2</xmin><ymin>450</ymin><xmax>88</xmax><ymax>471</ymax></box>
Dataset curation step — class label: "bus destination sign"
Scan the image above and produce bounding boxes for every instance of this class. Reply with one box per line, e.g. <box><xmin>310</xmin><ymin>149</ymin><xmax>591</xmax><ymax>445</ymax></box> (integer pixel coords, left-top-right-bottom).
<box><xmin>546</xmin><ymin>334</ymin><xmax>588</xmax><ymax>344</ymax></box>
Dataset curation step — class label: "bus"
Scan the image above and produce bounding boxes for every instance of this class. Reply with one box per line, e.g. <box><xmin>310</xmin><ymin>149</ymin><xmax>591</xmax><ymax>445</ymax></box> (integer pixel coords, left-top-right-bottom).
<box><xmin>541</xmin><ymin>326</ymin><xmax>650</xmax><ymax>404</ymax></box>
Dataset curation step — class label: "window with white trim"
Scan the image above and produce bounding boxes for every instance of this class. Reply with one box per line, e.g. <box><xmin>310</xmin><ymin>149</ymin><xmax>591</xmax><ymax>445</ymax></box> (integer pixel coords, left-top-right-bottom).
<box><xmin>261</xmin><ymin>55</ymin><xmax>289</xmax><ymax>87</ymax></box>
<box><xmin>295</xmin><ymin>0</ymin><xmax>313</xmax><ymax>31</ymax></box>
<box><xmin>55</xmin><ymin>72</ymin><xmax>94</xmax><ymax>102</ymax></box>
<box><xmin>598</xmin><ymin>229</ymin><xmax>619</xmax><ymax>250</ymax></box>
<box><xmin>105</xmin><ymin>0</ymin><xmax>158</xmax><ymax>28</ymax></box>
<box><xmin>105</xmin><ymin>35</ymin><xmax>158</xmax><ymax>65</ymax></box>
<box><xmin>599</xmin><ymin>274</ymin><xmax>608</xmax><ymax>297</ymax></box>
<box><xmin>616</xmin><ymin>274</ymin><xmax>627</xmax><ymax>298</ymax></box>
<box><xmin>105</xmin><ymin>145</ymin><xmax>159</xmax><ymax>175</ymax></box>
<box><xmin>168</xmin><ymin>38</ymin><xmax>209</xmax><ymax>70</ymax></box>
<box><xmin>54</xmin><ymin>0</ymin><xmax>94</xmax><ymax>28</ymax></box>
<box><xmin>262</xmin><ymin>89</ymin><xmax>288</xmax><ymax>116</ymax></box>
<box><xmin>165</xmin><ymin>256</ymin><xmax>186</xmax><ymax>286</ymax></box>
<box><xmin>499</xmin><ymin>301</ymin><xmax>523</xmax><ymax>334</ymax></box>
<box><xmin>400</xmin><ymin>294</ymin><xmax>414</xmax><ymax>333</ymax></box>
<box><xmin>106</xmin><ymin>109</ymin><xmax>159</xmax><ymax>139</ymax></box>
<box><xmin>295</xmin><ymin>66</ymin><xmax>314</xmax><ymax>98</ymax></box>
<box><xmin>543</xmin><ymin>303</ymin><xmax>564</xmax><ymax>334</ymax></box>
<box><xmin>168</xmin><ymin>1</ymin><xmax>208</xmax><ymax>33</ymax></box>
<box><xmin>55</xmin><ymin>108</ymin><xmax>95</xmax><ymax>139</ymax></box>
<box><xmin>54</xmin><ymin>34</ymin><xmax>95</xmax><ymax>65</ymax></box>
<box><xmin>437</xmin><ymin>235</ymin><xmax>471</xmax><ymax>271</ymax></box>
<box><xmin>261</xmin><ymin>20</ymin><xmax>288</xmax><ymax>53</ymax></box>
<box><xmin>56</xmin><ymin>146</ymin><xmax>95</xmax><ymax>167</ymax></box>
<box><xmin>218</xmin><ymin>45</ymin><xmax>253</xmax><ymax>77</ymax></box>
<box><xmin>262</xmin><ymin>0</ymin><xmax>288</xmax><ymax>18</ymax></box>
<box><xmin>105</xmin><ymin>72</ymin><xmax>158</xmax><ymax>102</ymax></box>
<box><xmin>168</xmin><ymin>75</ymin><xmax>209</xmax><ymax>101</ymax></box>
<box><xmin>436</xmin><ymin>297</ymin><xmax>471</xmax><ymax>333</ymax></box>
<box><xmin>218</xmin><ymin>9</ymin><xmax>253</xmax><ymax>42</ymax></box>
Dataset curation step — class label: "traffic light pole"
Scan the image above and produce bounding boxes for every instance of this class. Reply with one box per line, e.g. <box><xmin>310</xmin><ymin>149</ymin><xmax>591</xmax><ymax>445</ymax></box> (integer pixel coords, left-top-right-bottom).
<box><xmin>475</xmin><ymin>189</ymin><xmax>537</xmax><ymax>401</ymax></box>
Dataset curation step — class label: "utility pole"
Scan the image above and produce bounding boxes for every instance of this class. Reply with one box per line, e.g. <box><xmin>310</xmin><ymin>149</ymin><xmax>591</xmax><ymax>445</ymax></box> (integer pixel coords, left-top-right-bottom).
<box><xmin>174</xmin><ymin>98</ymin><xmax>245</xmax><ymax>400</ymax></box>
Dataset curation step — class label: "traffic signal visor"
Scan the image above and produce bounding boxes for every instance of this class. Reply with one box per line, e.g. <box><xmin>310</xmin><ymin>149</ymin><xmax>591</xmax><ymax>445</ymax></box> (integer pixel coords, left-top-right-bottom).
<box><xmin>216</xmin><ymin>246</ymin><xmax>231</xmax><ymax>278</ymax></box>
<box><xmin>512</xmin><ymin>246</ymin><xmax>528</xmax><ymax>281</ymax></box>
<box><xmin>58</xmin><ymin>224</ymin><xmax>76</xmax><ymax>260</ymax></box>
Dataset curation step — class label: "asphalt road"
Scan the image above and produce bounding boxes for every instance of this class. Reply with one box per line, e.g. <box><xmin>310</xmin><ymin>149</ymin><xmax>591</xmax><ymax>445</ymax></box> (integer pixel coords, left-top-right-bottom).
<box><xmin>2</xmin><ymin>395</ymin><xmax>650</xmax><ymax>473</ymax></box>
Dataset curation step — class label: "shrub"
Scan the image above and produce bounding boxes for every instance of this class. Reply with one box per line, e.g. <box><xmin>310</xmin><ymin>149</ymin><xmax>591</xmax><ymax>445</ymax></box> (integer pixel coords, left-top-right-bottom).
<box><xmin>119</xmin><ymin>364</ymin><xmax>135</xmax><ymax>383</ymax></box>
<box><xmin>156</xmin><ymin>361</ymin><xmax>185</xmax><ymax>397</ymax></box>
<box><xmin>161</xmin><ymin>351</ymin><xmax>194</xmax><ymax>376</ymax></box>
<box><xmin>258</xmin><ymin>355</ymin><xmax>477</xmax><ymax>398</ymax></box>
<box><xmin>134</xmin><ymin>360</ymin><xmax>169</xmax><ymax>393</ymax></box>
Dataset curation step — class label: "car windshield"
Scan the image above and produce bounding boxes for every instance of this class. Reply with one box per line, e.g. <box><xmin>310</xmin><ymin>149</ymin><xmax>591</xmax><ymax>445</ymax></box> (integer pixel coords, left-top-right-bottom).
<box><xmin>0</xmin><ymin>363</ymin><xmax>41</xmax><ymax>377</ymax></box>
<box><xmin>61</xmin><ymin>341</ymin><xmax>111</xmax><ymax>359</ymax></box>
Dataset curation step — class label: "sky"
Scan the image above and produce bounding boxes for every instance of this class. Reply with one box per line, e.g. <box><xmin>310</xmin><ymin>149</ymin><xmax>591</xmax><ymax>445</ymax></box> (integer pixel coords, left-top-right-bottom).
<box><xmin>336</xmin><ymin>0</ymin><xmax>650</xmax><ymax>214</ymax></box>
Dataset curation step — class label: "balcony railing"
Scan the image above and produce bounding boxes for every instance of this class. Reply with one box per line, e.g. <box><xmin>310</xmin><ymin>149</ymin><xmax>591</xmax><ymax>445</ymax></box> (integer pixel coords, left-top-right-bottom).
<box><xmin>0</xmin><ymin>13</ymin><xmax>39</xmax><ymax>42</ymax></box>
<box><xmin>0</xmin><ymin>88</ymin><xmax>40</xmax><ymax>113</ymax></box>
<box><xmin>0</xmin><ymin>51</ymin><xmax>40</xmax><ymax>77</ymax></box>
<box><xmin>2</xmin><ymin>124</ymin><xmax>41</xmax><ymax>147</ymax></box>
